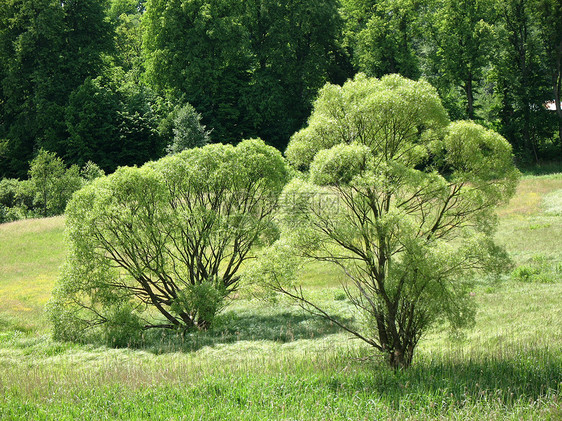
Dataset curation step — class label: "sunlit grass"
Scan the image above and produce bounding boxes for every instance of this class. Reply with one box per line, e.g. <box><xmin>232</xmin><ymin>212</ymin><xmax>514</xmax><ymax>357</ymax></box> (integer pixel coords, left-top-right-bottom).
<box><xmin>0</xmin><ymin>216</ymin><xmax>65</xmax><ymax>331</ymax></box>
<box><xmin>495</xmin><ymin>175</ymin><xmax>562</xmax><ymax>273</ymax></box>
<box><xmin>497</xmin><ymin>173</ymin><xmax>562</xmax><ymax>217</ymax></box>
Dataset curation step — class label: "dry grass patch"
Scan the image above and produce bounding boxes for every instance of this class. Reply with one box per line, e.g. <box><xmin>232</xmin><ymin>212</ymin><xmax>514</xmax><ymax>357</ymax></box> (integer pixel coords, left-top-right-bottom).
<box><xmin>497</xmin><ymin>174</ymin><xmax>562</xmax><ymax>217</ymax></box>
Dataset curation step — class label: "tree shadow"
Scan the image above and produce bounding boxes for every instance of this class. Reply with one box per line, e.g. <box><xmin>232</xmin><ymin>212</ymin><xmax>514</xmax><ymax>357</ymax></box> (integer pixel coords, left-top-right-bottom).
<box><xmin>139</xmin><ymin>310</ymin><xmax>350</xmax><ymax>354</ymax></box>
<box><xmin>324</xmin><ymin>349</ymin><xmax>562</xmax><ymax>413</ymax></box>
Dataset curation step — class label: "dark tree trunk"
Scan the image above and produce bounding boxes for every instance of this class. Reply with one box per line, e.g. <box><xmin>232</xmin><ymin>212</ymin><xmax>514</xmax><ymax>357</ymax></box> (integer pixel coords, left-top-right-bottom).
<box><xmin>387</xmin><ymin>344</ymin><xmax>414</xmax><ymax>370</ymax></box>
<box><xmin>553</xmin><ymin>41</ymin><xmax>562</xmax><ymax>158</ymax></box>
<box><xmin>464</xmin><ymin>76</ymin><xmax>475</xmax><ymax>120</ymax></box>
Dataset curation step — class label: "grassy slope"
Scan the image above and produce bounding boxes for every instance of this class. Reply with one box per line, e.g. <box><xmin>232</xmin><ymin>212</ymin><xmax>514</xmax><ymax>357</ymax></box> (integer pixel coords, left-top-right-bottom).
<box><xmin>0</xmin><ymin>216</ymin><xmax>65</xmax><ymax>331</ymax></box>
<box><xmin>0</xmin><ymin>177</ymin><xmax>561</xmax><ymax>419</ymax></box>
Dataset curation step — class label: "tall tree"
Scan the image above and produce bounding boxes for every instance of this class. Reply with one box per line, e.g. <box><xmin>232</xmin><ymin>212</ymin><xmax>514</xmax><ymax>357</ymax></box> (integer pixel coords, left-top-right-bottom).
<box><xmin>65</xmin><ymin>73</ymin><xmax>163</xmax><ymax>172</ymax></box>
<box><xmin>243</xmin><ymin>0</ymin><xmax>347</xmax><ymax>149</ymax></box>
<box><xmin>107</xmin><ymin>0</ymin><xmax>146</xmax><ymax>78</ymax></box>
<box><xmin>0</xmin><ymin>0</ymin><xmax>112</xmax><ymax>178</ymax></box>
<box><xmin>143</xmin><ymin>0</ymin><xmax>346</xmax><ymax>150</ymax></box>
<box><xmin>493</xmin><ymin>0</ymin><xmax>549</xmax><ymax>160</ymax></box>
<box><xmin>143</xmin><ymin>0</ymin><xmax>253</xmax><ymax>143</ymax></box>
<box><xmin>257</xmin><ymin>74</ymin><xmax>518</xmax><ymax>369</ymax></box>
<box><xmin>340</xmin><ymin>0</ymin><xmax>421</xmax><ymax>79</ymax></box>
<box><xmin>0</xmin><ymin>0</ymin><xmax>66</xmax><ymax>178</ymax></box>
<box><xmin>425</xmin><ymin>0</ymin><xmax>495</xmax><ymax>120</ymax></box>
<box><xmin>534</xmin><ymin>0</ymin><xmax>562</xmax><ymax>157</ymax></box>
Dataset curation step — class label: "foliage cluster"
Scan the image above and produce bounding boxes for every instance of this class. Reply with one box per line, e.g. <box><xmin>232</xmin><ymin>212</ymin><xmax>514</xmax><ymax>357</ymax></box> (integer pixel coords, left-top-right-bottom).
<box><xmin>0</xmin><ymin>150</ymin><xmax>104</xmax><ymax>223</ymax></box>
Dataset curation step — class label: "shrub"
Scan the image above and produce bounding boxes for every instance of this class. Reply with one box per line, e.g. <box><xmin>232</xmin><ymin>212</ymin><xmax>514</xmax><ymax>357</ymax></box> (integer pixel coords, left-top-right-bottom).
<box><xmin>49</xmin><ymin>139</ymin><xmax>289</xmax><ymax>343</ymax></box>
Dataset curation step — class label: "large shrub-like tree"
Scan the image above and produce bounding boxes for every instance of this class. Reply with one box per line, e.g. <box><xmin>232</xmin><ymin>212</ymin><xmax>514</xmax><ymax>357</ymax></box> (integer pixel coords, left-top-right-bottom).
<box><xmin>49</xmin><ymin>139</ymin><xmax>288</xmax><ymax>343</ymax></box>
<box><xmin>254</xmin><ymin>74</ymin><xmax>519</xmax><ymax>369</ymax></box>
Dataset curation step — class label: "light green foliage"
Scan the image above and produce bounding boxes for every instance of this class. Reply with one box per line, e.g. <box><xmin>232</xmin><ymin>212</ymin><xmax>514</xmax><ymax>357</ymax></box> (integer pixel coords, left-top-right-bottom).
<box><xmin>49</xmin><ymin>139</ymin><xmax>289</xmax><ymax>343</ymax></box>
<box><xmin>0</xmin><ymin>157</ymin><xmax>103</xmax><ymax>223</ymax></box>
<box><xmin>101</xmin><ymin>303</ymin><xmax>144</xmax><ymax>348</ymax></box>
<box><xmin>107</xmin><ymin>0</ymin><xmax>145</xmax><ymax>75</ymax></box>
<box><xmin>166</xmin><ymin>103</ymin><xmax>211</xmax><ymax>155</ymax></box>
<box><xmin>271</xmin><ymin>74</ymin><xmax>519</xmax><ymax>368</ymax></box>
<box><xmin>310</xmin><ymin>143</ymin><xmax>372</xmax><ymax>185</ymax></box>
<box><xmin>28</xmin><ymin>149</ymin><xmax>83</xmax><ymax>217</ymax></box>
<box><xmin>286</xmin><ymin>73</ymin><xmax>449</xmax><ymax>170</ymax></box>
<box><xmin>80</xmin><ymin>161</ymin><xmax>105</xmax><ymax>183</ymax></box>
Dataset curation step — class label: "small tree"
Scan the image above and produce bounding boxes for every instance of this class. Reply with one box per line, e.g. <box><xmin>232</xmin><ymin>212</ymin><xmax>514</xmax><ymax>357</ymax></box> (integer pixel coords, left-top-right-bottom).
<box><xmin>254</xmin><ymin>74</ymin><xmax>519</xmax><ymax>369</ymax></box>
<box><xmin>28</xmin><ymin>149</ymin><xmax>83</xmax><ymax>216</ymax></box>
<box><xmin>49</xmin><ymin>139</ymin><xmax>288</xmax><ymax>342</ymax></box>
<box><xmin>166</xmin><ymin>103</ymin><xmax>211</xmax><ymax>155</ymax></box>
<box><xmin>80</xmin><ymin>161</ymin><xmax>105</xmax><ymax>183</ymax></box>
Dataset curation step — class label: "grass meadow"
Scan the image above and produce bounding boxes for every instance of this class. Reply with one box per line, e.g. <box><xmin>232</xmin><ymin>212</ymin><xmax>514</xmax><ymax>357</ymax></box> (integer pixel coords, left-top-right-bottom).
<box><xmin>0</xmin><ymin>174</ymin><xmax>561</xmax><ymax>419</ymax></box>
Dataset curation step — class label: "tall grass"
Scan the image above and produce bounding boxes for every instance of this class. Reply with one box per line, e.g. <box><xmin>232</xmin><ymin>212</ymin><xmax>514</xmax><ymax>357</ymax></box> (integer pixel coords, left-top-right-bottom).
<box><xmin>0</xmin><ymin>332</ymin><xmax>560</xmax><ymax>419</ymax></box>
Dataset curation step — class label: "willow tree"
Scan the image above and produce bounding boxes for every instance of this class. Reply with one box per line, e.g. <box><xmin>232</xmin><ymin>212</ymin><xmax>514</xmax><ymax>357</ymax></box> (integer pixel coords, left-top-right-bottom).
<box><xmin>255</xmin><ymin>74</ymin><xmax>519</xmax><ymax>369</ymax></box>
<box><xmin>49</xmin><ymin>139</ymin><xmax>288</xmax><ymax>343</ymax></box>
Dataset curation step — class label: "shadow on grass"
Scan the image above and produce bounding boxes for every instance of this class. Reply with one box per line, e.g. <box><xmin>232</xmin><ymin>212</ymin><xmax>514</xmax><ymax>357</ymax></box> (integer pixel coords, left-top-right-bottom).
<box><xmin>318</xmin><ymin>348</ymin><xmax>562</xmax><ymax>412</ymax></box>
<box><xmin>138</xmin><ymin>310</ymin><xmax>349</xmax><ymax>354</ymax></box>
<box><xmin>518</xmin><ymin>160</ymin><xmax>562</xmax><ymax>176</ymax></box>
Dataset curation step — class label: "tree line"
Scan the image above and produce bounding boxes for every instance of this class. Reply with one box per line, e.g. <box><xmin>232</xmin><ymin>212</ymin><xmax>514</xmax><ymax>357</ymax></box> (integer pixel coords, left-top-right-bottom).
<box><xmin>1</xmin><ymin>0</ymin><xmax>560</xmax><ymax>180</ymax></box>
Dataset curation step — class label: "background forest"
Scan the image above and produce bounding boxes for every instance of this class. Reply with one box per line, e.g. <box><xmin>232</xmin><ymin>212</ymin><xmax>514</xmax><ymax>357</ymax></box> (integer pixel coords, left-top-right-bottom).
<box><xmin>1</xmin><ymin>0</ymin><xmax>561</xmax><ymax>179</ymax></box>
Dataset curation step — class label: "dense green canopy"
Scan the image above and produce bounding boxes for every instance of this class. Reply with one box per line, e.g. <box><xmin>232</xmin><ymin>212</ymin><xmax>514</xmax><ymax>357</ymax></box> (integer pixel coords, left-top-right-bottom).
<box><xmin>1</xmin><ymin>0</ymin><xmax>560</xmax><ymax>180</ymax></box>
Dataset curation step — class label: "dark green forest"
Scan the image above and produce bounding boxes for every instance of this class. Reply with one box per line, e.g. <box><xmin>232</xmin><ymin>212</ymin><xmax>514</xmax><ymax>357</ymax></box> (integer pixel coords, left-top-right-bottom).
<box><xmin>1</xmin><ymin>0</ymin><xmax>561</xmax><ymax>181</ymax></box>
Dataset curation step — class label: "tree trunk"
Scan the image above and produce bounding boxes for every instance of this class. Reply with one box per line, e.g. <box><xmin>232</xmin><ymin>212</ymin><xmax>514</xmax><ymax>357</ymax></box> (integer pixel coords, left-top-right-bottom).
<box><xmin>553</xmin><ymin>41</ymin><xmax>562</xmax><ymax>158</ymax></box>
<box><xmin>464</xmin><ymin>76</ymin><xmax>474</xmax><ymax>120</ymax></box>
<box><xmin>388</xmin><ymin>345</ymin><xmax>414</xmax><ymax>370</ymax></box>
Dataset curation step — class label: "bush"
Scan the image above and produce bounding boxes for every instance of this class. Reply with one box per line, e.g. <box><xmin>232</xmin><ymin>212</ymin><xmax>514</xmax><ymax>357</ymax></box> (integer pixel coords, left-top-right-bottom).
<box><xmin>0</xmin><ymin>178</ymin><xmax>19</xmax><ymax>208</ymax></box>
<box><xmin>511</xmin><ymin>255</ymin><xmax>560</xmax><ymax>283</ymax></box>
<box><xmin>49</xmin><ymin>139</ymin><xmax>289</xmax><ymax>343</ymax></box>
<box><xmin>102</xmin><ymin>304</ymin><xmax>144</xmax><ymax>348</ymax></box>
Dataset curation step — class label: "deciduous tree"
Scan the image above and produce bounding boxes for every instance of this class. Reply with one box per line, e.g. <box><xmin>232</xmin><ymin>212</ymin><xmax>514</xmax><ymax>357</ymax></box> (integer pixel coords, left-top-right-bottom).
<box><xmin>254</xmin><ymin>74</ymin><xmax>519</xmax><ymax>369</ymax></box>
<box><xmin>534</xmin><ymin>0</ymin><xmax>562</xmax><ymax>157</ymax></box>
<box><xmin>49</xmin><ymin>139</ymin><xmax>289</xmax><ymax>343</ymax></box>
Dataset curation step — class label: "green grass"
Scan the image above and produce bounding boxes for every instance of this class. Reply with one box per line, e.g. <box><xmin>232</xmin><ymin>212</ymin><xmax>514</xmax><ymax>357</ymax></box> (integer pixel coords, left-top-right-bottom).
<box><xmin>0</xmin><ymin>216</ymin><xmax>65</xmax><ymax>332</ymax></box>
<box><xmin>0</xmin><ymin>176</ymin><xmax>561</xmax><ymax>419</ymax></box>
